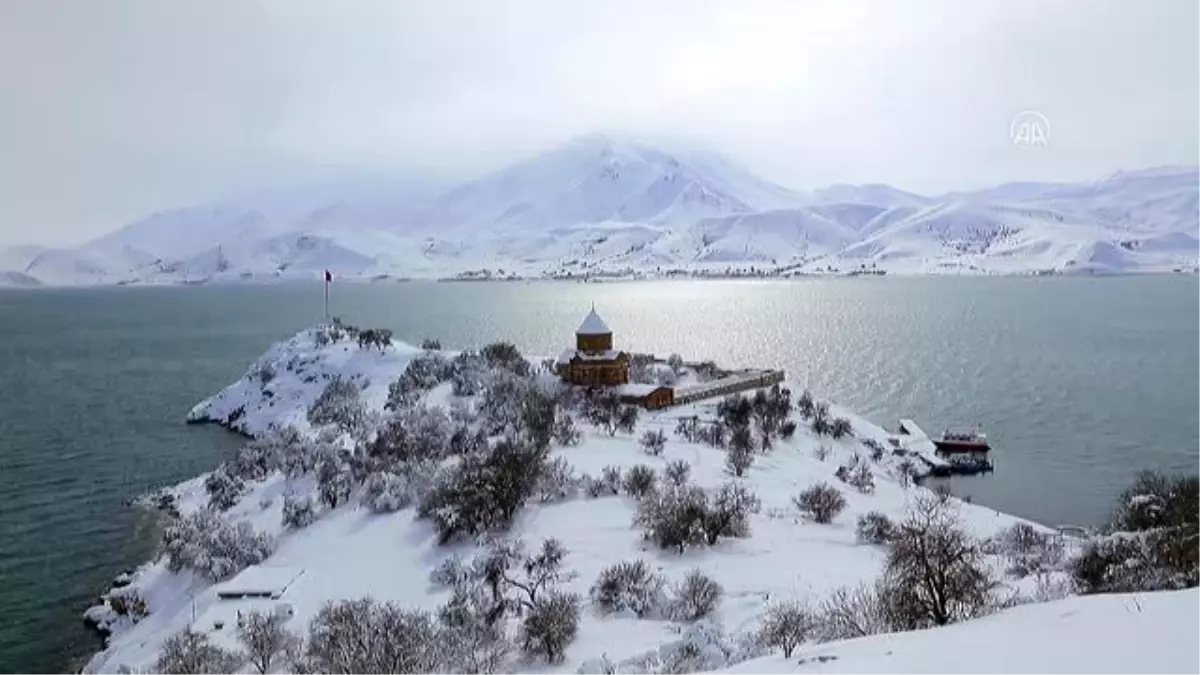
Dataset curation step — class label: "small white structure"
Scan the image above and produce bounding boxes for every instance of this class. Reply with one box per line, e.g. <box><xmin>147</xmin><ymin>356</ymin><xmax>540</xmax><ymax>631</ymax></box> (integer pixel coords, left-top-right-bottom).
<box><xmin>214</xmin><ymin>564</ymin><xmax>304</xmax><ymax>600</ymax></box>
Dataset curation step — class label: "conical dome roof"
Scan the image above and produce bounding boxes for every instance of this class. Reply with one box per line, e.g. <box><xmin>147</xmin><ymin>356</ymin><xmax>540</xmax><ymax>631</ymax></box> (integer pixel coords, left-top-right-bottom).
<box><xmin>576</xmin><ymin>307</ymin><xmax>611</xmax><ymax>335</ymax></box>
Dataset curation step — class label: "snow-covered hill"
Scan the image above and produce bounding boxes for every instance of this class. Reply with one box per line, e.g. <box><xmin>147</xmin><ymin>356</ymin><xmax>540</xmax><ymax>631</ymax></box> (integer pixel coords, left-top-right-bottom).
<box><xmin>721</xmin><ymin>587</ymin><xmax>1198</xmax><ymax>674</ymax></box>
<box><xmin>7</xmin><ymin>137</ymin><xmax>1197</xmax><ymax>285</ymax></box>
<box><xmin>80</xmin><ymin>327</ymin><xmax>1194</xmax><ymax>674</ymax></box>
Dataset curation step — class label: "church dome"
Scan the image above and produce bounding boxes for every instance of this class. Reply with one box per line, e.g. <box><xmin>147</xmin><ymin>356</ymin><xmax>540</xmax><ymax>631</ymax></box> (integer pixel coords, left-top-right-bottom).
<box><xmin>576</xmin><ymin>307</ymin><xmax>612</xmax><ymax>335</ymax></box>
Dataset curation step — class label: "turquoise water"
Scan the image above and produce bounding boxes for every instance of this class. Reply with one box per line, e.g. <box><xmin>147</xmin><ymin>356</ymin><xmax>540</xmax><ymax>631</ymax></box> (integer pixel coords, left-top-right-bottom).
<box><xmin>0</xmin><ymin>276</ymin><xmax>1196</xmax><ymax>671</ymax></box>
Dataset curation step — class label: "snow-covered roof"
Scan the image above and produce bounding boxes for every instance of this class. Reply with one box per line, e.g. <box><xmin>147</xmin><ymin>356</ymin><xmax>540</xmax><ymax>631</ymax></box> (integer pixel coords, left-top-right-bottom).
<box><xmin>576</xmin><ymin>308</ymin><xmax>612</xmax><ymax>335</ymax></box>
<box><xmin>575</xmin><ymin>349</ymin><xmax>622</xmax><ymax>361</ymax></box>
<box><xmin>214</xmin><ymin>565</ymin><xmax>304</xmax><ymax>598</ymax></box>
<box><xmin>618</xmin><ymin>383</ymin><xmax>662</xmax><ymax>397</ymax></box>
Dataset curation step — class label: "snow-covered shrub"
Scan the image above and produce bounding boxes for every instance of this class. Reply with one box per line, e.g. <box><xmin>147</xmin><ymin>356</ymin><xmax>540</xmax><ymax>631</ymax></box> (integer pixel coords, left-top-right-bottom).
<box><xmin>615</xmin><ymin>405</ymin><xmax>639</xmax><ymax>435</ymax></box>
<box><xmin>758</xmin><ymin>600</ymin><xmax>816</xmax><ymax>658</ymax></box>
<box><xmin>437</xmin><ymin>583</ymin><xmax>511</xmax><ymax>673</ymax></box>
<box><xmin>793</xmin><ymin>483</ymin><xmax>846</xmax><ymax>524</ymax></box>
<box><xmin>429</xmin><ymin>554</ymin><xmax>470</xmax><ymax>588</ymax></box>
<box><xmin>228</xmin><ymin>433</ymin><xmax>294</xmax><ymax>481</ymax></box>
<box><xmin>637</xmin><ymin>480</ymin><xmax>759</xmax><ymax>553</ymax></box>
<box><xmin>449</xmin><ymin>397</ymin><xmax>476</xmax><ymax>425</ymax></box>
<box><xmin>362</xmin><ymin>471</ymin><xmax>414</xmax><ymax>513</ymax></box>
<box><xmin>590</xmin><ymin>559</ymin><xmax>667</xmax><ymax>618</ymax></box>
<box><xmin>724</xmin><ymin>427</ymin><xmax>755</xmax><ymax>477</ymax></box>
<box><xmin>553</xmin><ymin>412</ymin><xmax>582</xmax><ymax>446</ymax></box>
<box><xmin>1068</xmin><ymin>534</ymin><xmax>1177</xmax><ymax>594</ymax></box>
<box><xmin>479</xmin><ymin>370</ymin><xmax>535</xmax><ymax>436</ymax></box>
<box><xmin>204</xmin><ymin>469</ymin><xmax>245</xmax><ymax>512</ymax></box>
<box><xmin>706</xmin><ymin>481</ymin><xmax>761</xmax><ymax>542</ymax></box>
<box><xmin>668</xmin><ymin>569</ymin><xmax>722</xmax><ymax>621</ymax></box>
<box><xmin>481</xmin><ymin>341</ymin><xmax>532</xmax><ymax>376</ymax></box>
<box><xmin>356</xmin><ymin>327</ymin><xmax>393</xmax><ymax>351</ymax></box>
<box><xmin>862</xmin><ymin>438</ymin><xmax>886</xmax><ymax>462</ymax></box>
<box><xmin>237</xmin><ymin>609</ymin><xmax>301</xmax><ymax>674</ymax></box>
<box><xmin>1112</xmin><ymin>471</ymin><xmax>1196</xmax><ymax>532</ymax></box>
<box><xmin>538</xmin><ymin>456</ymin><xmax>577</xmax><ymax>503</ymax></box>
<box><xmin>635</xmin><ymin>483</ymin><xmax>709</xmax><ymax>553</ymax></box>
<box><xmin>779</xmin><ymin>420</ymin><xmax>797</xmax><ymax>439</ymax></box>
<box><xmin>316</xmin><ymin>453</ymin><xmax>355</xmax><ymax>509</ymax></box>
<box><xmin>883</xmin><ymin>491</ymin><xmax>995</xmax><ymax>627</ymax></box>
<box><xmin>812</xmin><ymin>445</ymin><xmax>831</xmax><ymax>462</ymax></box>
<box><xmin>809</xmin><ymin>402</ymin><xmax>831</xmax><ymax>435</ymax></box>
<box><xmin>155</xmin><ymin>627</ymin><xmax>242</xmax><ymax>674</ymax></box>
<box><xmin>796</xmin><ymin>389</ymin><xmax>815</xmax><ymax>419</ymax></box>
<box><xmin>107</xmin><ymin>589</ymin><xmax>148</xmax><ymax>620</ymax></box>
<box><xmin>585</xmin><ymin>391</ymin><xmax>622</xmax><ymax>435</ymax></box>
<box><xmin>418</xmin><ymin>438</ymin><xmax>547</xmax><ymax>544</ymax></box>
<box><xmin>303</xmin><ymin>598</ymin><xmax>442</xmax><ymax>673</ymax></box>
<box><xmin>829</xmin><ymin>416</ymin><xmax>853</xmax><ymax>439</ymax></box>
<box><xmin>449</xmin><ymin>425</ymin><xmax>488</xmax><ymax>457</ymax></box>
<box><xmin>449</xmin><ymin>350</ymin><xmax>487</xmax><ymax>397</ymax></box>
<box><xmin>698</xmin><ymin>421</ymin><xmax>727</xmax><ymax>448</ymax></box>
<box><xmin>992</xmin><ymin>522</ymin><xmax>1064</xmax><ymax>578</ymax></box>
<box><xmin>307</xmin><ymin>375</ymin><xmax>368</xmax><ymax>435</ymax></box>
<box><xmin>836</xmin><ymin>459</ymin><xmax>874</xmax><ymax>494</ymax></box>
<box><xmin>421</xmin><ymin>338</ymin><xmax>442</xmax><ymax>350</ymax></box>
<box><xmin>371</xmin><ymin>404</ymin><xmax>452</xmax><ymax>464</ymax></box>
<box><xmin>640</xmin><ymin>428</ymin><xmax>667</xmax><ymax>456</ymax></box>
<box><xmin>520</xmin><ymin>385</ymin><xmax>559</xmax><ymax>450</ymax></box>
<box><xmin>622</xmin><ymin>464</ymin><xmax>658</xmax><ymax>499</ymax></box>
<box><xmin>599</xmin><ymin>465</ymin><xmax>623</xmax><ymax>495</ymax></box>
<box><xmin>663</xmin><ymin>459</ymin><xmax>691</xmax><ymax>487</ymax></box>
<box><xmin>281</xmin><ymin>494</ymin><xmax>317</xmax><ymax>528</ymax></box>
<box><xmin>674</xmin><ymin>416</ymin><xmax>702</xmax><ymax>443</ymax></box>
<box><xmin>896</xmin><ymin>459</ymin><xmax>916</xmax><ymax>489</ymax></box>
<box><xmin>520</xmin><ymin>591</ymin><xmax>580</xmax><ymax>664</ymax></box>
<box><xmin>815</xmin><ymin>581</ymin><xmax>894</xmax><ymax>641</ymax></box>
<box><xmin>161</xmin><ymin>510</ymin><xmax>273</xmax><ymax>581</ymax></box>
<box><xmin>856</xmin><ymin>511</ymin><xmax>895</xmax><ymax>545</ymax></box>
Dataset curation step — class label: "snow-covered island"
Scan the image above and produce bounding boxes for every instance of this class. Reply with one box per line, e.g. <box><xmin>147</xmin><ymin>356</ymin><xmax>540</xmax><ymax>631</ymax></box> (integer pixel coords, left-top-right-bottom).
<box><xmin>81</xmin><ymin>315</ymin><xmax>1199</xmax><ymax>674</ymax></box>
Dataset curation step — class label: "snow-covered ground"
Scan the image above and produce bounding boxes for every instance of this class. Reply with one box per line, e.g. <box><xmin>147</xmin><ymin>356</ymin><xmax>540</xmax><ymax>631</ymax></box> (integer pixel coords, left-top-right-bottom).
<box><xmin>4</xmin><ymin>137</ymin><xmax>1196</xmax><ymax>287</ymax></box>
<box><xmin>81</xmin><ymin>328</ymin><xmax>1191</xmax><ymax>673</ymax></box>
<box><xmin>720</xmin><ymin>588</ymin><xmax>1199</xmax><ymax>674</ymax></box>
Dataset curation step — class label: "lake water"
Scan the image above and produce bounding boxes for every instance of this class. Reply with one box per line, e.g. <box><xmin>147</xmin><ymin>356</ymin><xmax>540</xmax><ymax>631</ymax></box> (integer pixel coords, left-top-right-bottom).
<box><xmin>0</xmin><ymin>276</ymin><xmax>1196</xmax><ymax>672</ymax></box>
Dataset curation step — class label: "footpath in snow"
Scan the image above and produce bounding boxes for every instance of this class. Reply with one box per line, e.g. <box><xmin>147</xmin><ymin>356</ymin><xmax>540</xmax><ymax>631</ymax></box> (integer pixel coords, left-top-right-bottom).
<box><xmin>80</xmin><ymin>326</ymin><xmax>1195</xmax><ymax>674</ymax></box>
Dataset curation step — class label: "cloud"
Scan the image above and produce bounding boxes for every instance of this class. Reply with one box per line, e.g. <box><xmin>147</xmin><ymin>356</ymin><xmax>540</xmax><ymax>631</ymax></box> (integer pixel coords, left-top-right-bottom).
<box><xmin>0</xmin><ymin>0</ymin><xmax>1195</xmax><ymax>246</ymax></box>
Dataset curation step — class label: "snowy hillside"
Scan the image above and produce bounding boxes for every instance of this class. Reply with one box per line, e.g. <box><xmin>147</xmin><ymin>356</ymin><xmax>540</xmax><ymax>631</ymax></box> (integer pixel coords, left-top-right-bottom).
<box><xmin>721</xmin><ymin>588</ymin><xmax>1198</xmax><ymax>674</ymax></box>
<box><xmin>7</xmin><ymin>137</ymin><xmax>1197</xmax><ymax>285</ymax></box>
<box><xmin>76</xmin><ymin>325</ymin><xmax>1197</xmax><ymax>674</ymax></box>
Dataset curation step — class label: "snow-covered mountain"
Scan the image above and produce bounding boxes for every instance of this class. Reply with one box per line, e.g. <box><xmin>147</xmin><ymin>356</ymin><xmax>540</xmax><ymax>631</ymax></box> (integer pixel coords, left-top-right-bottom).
<box><xmin>4</xmin><ymin>137</ymin><xmax>1196</xmax><ymax>286</ymax></box>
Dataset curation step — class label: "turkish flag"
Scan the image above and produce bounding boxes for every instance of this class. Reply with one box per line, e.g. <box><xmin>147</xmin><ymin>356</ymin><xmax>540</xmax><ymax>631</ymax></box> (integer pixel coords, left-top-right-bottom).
<box><xmin>324</xmin><ymin>270</ymin><xmax>332</xmax><ymax>283</ymax></box>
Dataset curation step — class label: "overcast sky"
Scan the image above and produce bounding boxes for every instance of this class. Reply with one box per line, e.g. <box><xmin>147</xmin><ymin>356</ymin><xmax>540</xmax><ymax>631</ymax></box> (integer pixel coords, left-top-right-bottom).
<box><xmin>0</xmin><ymin>0</ymin><xmax>1196</xmax><ymax>247</ymax></box>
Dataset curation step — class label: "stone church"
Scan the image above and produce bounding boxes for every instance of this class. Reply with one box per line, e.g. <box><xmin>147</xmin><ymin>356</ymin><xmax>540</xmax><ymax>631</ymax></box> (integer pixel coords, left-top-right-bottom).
<box><xmin>555</xmin><ymin>307</ymin><xmax>630</xmax><ymax>387</ymax></box>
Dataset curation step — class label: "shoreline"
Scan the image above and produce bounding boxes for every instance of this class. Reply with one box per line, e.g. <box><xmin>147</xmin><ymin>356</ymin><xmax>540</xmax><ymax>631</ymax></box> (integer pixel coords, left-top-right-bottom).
<box><xmin>5</xmin><ymin>266</ymin><xmax>1198</xmax><ymax>291</ymax></box>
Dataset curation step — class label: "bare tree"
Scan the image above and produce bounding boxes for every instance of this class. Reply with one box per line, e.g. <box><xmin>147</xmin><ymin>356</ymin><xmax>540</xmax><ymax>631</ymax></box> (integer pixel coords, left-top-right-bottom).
<box><xmin>156</xmin><ymin>628</ymin><xmax>242</xmax><ymax>674</ymax></box>
<box><xmin>758</xmin><ymin>600</ymin><xmax>815</xmax><ymax>658</ymax></box>
<box><xmin>640</xmin><ymin>429</ymin><xmax>667</xmax><ymax>456</ymax></box>
<box><xmin>303</xmin><ymin>598</ymin><xmax>442</xmax><ymax>673</ymax></box>
<box><xmin>883</xmin><ymin>491</ymin><xmax>995</xmax><ymax>627</ymax></box>
<box><xmin>793</xmin><ymin>483</ymin><xmax>846</xmax><ymax>524</ymax></box>
<box><xmin>725</xmin><ymin>426</ymin><xmax>756</xmax><ymax>477</ymax></box>
<box><xmin>590</xmin><ymin>560</ymin><xmax>667</xmax><ymax>618</ymax></box>
<box><xmin>236</xmin><ymin>610</ymin><xmax>300</xmax><ymax>674</ymax></box>
<box><xmin>816</xmin><ymin>581</ymin><xmax>895</xmax><ymax>641</ymax></box>
<box><xmin>668</xmin><ymin>569</ymin><xmax>723</xmax><ymax>621</ymax></box>
<box><xmin>520</xmin><ymin>591</ymin><xmax>580</xmax><ymax>664</ymax></box>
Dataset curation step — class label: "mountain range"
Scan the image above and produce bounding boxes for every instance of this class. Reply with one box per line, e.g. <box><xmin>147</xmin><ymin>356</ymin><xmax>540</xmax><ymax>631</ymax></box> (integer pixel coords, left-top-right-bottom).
<box><xmin>2</xmin><ymin>134</ymin><xmax>1197</xmax><ymax>286</ymax></box>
